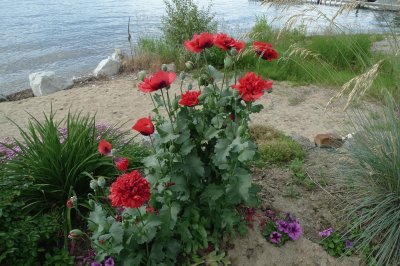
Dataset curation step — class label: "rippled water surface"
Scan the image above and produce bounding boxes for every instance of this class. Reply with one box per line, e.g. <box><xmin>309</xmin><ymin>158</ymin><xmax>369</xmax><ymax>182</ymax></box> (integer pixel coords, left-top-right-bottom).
<box><xmin>0</xmin><ymin>0</ymin><xmax>399</xmax><ymax>94</ymax></box>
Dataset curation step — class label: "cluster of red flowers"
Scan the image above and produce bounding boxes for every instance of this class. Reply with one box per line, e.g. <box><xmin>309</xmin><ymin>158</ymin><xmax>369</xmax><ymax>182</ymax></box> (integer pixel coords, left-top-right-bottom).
<box><xmin>179</xmin><ymin>91</ymin><xmax>201</xmax><ymax>107</ymax></box>
<box><xmin>184</xmin><ymin>32</ymin><xmax>245</xmax><ymax>53</ymax></box>
<box><xmin>183</xmin><ymin>32</ymin><xmax>278</xmax><ymax>62</ymax></box>
<box><xmin>231</xmin><ymin>72</ymin><xmax>273</xmax><ymax>102</ymax></box>
<box><xmin>108</xmin><ymin>170</ymin><xmax>150</xmax><ymax>208</ymax></box>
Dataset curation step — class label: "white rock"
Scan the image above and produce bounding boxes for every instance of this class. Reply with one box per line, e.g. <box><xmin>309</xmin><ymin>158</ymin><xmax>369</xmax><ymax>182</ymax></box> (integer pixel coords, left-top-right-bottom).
<box><xmin>93</xmin><ymin>57</ymin><xmax>121</xmax><ymax>77</ymax></box>
<box><xmin>29</xmin><ymin>71</ymin><xmax>73</xmax><ymax>97</ymax></box>
<box><xmin>111</xmin><ymin>49</ymin><xmax>129</xmax><ymax>62</ymax></box>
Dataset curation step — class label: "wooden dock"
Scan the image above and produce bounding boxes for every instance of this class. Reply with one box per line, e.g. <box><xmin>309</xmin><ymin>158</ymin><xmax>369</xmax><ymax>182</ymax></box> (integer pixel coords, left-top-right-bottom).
<box><xmin>300</xmin><ymin>0</ymin><xmax>400</xmax><ymax>11</ymax></box>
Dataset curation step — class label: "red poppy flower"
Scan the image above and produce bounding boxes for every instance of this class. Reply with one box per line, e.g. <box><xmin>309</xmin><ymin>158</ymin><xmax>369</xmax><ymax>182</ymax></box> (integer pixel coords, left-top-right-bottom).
<box><xmin>179</xmin><ymin>91</ymin><xmax>201</xmax><ymax>107</ymax></box>
<box><xmin>98</xmin><ymin>140</ymin><xmax>112</xmax><ymax>156</ymax></box>
<box><xmin>114</xmin><ymin>157</ymin><xmax>129</xmax><ymax>171</ymax></box>
<box><xmin>138</xmin><ymin>71</ymin><xmax>176</xmax><ymax>93</ymax></box>
<box><xmin>253</xmin><ymin>42</ymin><xmax>279</xmax><ymax>61</ymax></box>
<box><xmin>108</xmin><ymin>170</ymin><xmax>150</xmax><ymax>208</ymax></box>
<box><xmin>184</xmin><ymin>32</ymin><xmax>214</xmax><ymax>53</ymax></box>
<box><xmin>132</xmin><ymin>117</ymin><xmax>155</xmax><ymax>136</ymax></box>
<box><xmin>231</xmin><ymin>72</ymin><xmax>273</xmax><ymax>101</ymax></box>
<box><xmin>213</xmin><ymin>33</ymin><xmax>245</xmax><ymax>52</ymax></box>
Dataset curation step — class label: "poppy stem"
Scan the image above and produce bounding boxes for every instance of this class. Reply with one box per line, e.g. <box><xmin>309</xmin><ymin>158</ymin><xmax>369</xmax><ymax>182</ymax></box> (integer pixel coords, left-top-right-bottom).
<box><xmin>160</xmin><ymin>90</ymin><xmax>174</xmax><ymax>127</ymax></box>
<box><xmin>137</xmin><ymin>208</ymin><xmax>149</xmax><ymax>257</ymax></box>
<box><xmin>179</xmin><ymin>78</ymin><xmax>184</xmax><ymax>94</ymax></box>
<box><xmin>149</xmin><ymin>94</ymin><xmax>159</xmax><ymax>114</ymax></box>
<box><xmin>203</xmin><ymin>51</ymin><xmax>208</xmax><ymax>67</ymax></box>
<box><xmin>257</xmin><ymin>52</ymin><xmax>263</xmax><ymax>76</ymax></box>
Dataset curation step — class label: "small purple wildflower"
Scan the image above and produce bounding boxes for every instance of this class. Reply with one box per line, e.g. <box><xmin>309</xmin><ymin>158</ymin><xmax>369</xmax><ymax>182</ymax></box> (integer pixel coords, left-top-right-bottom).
<box><xmin>265</xmin><ymin>210</ymin><xmax>276</xmax><ymax>219</ymax></box>
<box><xmin>345</xmin><ymin>240</ymin><xmax>353</xmax><ymax>249</ymax></box>
<box><xmin>287</xmin><ymin>222</ymin><xmax>302</xmax><ymax>240</ymax></box>
<box><xmin>269</xmin><ymin>231</ymin><xmax>282</xmax><ymax>244</ymax></box>
<box><xmin>319</xmin><ymin>228</ymin><xmax>334</xmax><ymax>238</ymax></box>
<box><xmin>0</xmin><ymin>138</ymin><xmax>25</xmax><ymax>161</ymax></box>
<box><xmin>58</xmin><ymin>127</ymin><xmax>68</xmax><ymax>143</ymax></box>
<box><xmin>276</xmin><ymin>220</ymin><xmax>289</xmax><ymax>234</ymax></box>
<box><xmin>285</xmin><ymin>212</ymin><xmax>297</xmax><ymax>223</ymax></box>
<box><xmin>105</xmin><ymin>257</ymin><xmax>115</xmax><ymax>266</ymax></box>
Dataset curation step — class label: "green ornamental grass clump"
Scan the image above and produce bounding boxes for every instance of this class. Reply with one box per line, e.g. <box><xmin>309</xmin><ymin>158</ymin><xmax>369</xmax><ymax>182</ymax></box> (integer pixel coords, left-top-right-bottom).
<box><xmin>83</xmin><ymin>31</ymin><xmax>280</xmax><ymax>265</ymax></box>
<box><xmin>344</xmin><ymin>94</ymin><xmax>400</xmax><ymax>265</ymax></box>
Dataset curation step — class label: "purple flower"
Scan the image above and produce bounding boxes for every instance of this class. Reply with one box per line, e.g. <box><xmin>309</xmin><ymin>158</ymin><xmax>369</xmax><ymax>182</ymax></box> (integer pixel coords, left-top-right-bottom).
<box><xmin>276</xmin><ymin>220</ymin><xmax>289</xmax><ymax>234</ymax></box>
<box><xmin>287</xmin><ymin>222</ymin><xmax>302</xmax><ymax>240</ymax></box>
<box><xmin>285</xmin><ymin>212</ymin><xmax>297</xmax><ymax>223</ymax></box>
<box><xmin>91</xmin><ymin>262</ymin><xmax>102</xmax><ymax>266</ymax></box>
<box><xmin>319</xmin><ymin>228</ymin><xmax>334</xmax><ymax>238</ymax></box>
<box><xmin>58</xmin><ymin>127</ymin><xmax>68</xmax><ymax>143</ymax></box>
<box><xmin>269</xmin><ymin>231</ymin><xmax>282</xmax><ymax>244</ymax></box>
<box><xmin>345</xmin><ymin>240</ymin><xmax>353</xmax><ymax>249</ymax></box>
<box><xmin>105</xmin><ymin>257</ymin><xmax>115</xmax><ymax>266</ymax></box>
<box><xmin>265</xmin><ymin>210</ymin><xmax>276</xmax><ymax>219</ymax></box>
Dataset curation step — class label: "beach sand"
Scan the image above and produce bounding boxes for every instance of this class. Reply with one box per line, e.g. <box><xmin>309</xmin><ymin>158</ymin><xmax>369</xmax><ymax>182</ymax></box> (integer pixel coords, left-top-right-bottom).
<box><xmin>0</xmin><ymin>73</ymin><xmax>379</xmax><ymax>141</ymax></box>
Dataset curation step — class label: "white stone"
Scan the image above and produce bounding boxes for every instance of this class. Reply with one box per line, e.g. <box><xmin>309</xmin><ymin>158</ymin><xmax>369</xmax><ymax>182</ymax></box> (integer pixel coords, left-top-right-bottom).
<box><xmin>29</xmin><ymin>71</ymin><xmax>73</xmax><ymax>97</ymax></box>
<box><xmin>111</xmin><ymin>49</ymin><xmax>129</xmax><ymax>62</ymax></box>
<box><xmin>93</xmin><ymin>57</ymin><xmax>121</xmax><ymax>77</ymax></box>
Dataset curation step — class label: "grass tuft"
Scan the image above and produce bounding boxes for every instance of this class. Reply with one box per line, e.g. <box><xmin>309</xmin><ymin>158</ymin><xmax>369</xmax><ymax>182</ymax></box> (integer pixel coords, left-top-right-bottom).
<box><xmin>250</xmin><ymin>125</ymin><xmax>305</xmax><ymax>165</ymax></box>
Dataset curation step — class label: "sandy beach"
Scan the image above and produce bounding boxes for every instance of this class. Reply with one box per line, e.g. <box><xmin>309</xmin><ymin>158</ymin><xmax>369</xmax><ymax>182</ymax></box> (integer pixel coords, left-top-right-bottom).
<box><xmin>0</xmin><ymin>73</ymin><xmax>380</xmax><ymax>141</ymax></box>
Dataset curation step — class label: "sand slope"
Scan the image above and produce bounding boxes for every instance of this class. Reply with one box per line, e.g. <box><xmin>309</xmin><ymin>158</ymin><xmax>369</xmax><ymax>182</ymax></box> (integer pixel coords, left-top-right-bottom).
<box><xmin>0</xmin><ymin>74</ymin><xmax>379</xmax><ymax>141</ymax></box>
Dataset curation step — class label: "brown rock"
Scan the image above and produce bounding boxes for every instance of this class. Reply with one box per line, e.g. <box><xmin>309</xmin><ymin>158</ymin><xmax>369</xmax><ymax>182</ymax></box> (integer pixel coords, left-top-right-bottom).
<box><xmin>314</xmin><ymin>133</ymin><xmax>343</xmax><ymax>148</ymax></box>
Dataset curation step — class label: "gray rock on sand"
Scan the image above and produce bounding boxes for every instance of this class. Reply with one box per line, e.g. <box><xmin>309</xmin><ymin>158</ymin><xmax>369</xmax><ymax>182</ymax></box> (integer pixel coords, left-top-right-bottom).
<box><xmin>93</xmin><ymin>57</ymin><xmax>121</xmax><ymax>77</ymax></box>
<box><xmin>29</xmin><ymin>71</ymin><xmax>73</xmax><ymax>97</ymax></box>
<box><xmin>0</xmin><ymin>94</ymin><xmax>8</xmax><ymax>102</ymax></box>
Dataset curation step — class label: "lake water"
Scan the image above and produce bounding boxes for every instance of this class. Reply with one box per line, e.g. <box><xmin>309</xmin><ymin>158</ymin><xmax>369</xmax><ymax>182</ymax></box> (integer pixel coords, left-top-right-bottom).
<box><xmin>0</xmin><ymin>0</ymin><xmax>399</xmax><ymax>95</ymax></box>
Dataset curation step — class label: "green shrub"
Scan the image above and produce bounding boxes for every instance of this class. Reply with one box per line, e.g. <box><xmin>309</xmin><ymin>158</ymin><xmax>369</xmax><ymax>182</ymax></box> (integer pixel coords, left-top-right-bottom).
<box><xmin>162</xmin><ymin>0</ymin><xmax>217</xmax><ymax>47</ymax></box>
<box><xmin>250</xmin><ymin>125</ymin><xmax>305</xmax><ymax>165</ymax></box>
<box><xmin>343</xmin><ymin>94</ymin><xmax>400</xmax><ymax>265</ymax></box>
<box><xmin>0</xmin><ymin>172</ymin><xmax>64</xmax><ymax>265</ymax></box>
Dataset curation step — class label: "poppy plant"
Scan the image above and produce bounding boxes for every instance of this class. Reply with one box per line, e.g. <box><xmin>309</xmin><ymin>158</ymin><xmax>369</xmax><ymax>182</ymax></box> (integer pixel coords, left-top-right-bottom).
<box><xmin>213</xmin><ymin>33</ymin><xmax>245</xmax><ymax>52</ymax></box>
<box><xmin>184</xmin><ymin>32</ymin><xmax>214</xmax><ymax>53</ymax></box>
<box><xmin>231</xmin><ymin>72</ymin><xmax>273</xmax><ymax>101</ymax></box>
<box><xmin>108</xmin><ymin>170</ymin><xmax>150</xmax><ymax>208</ymax></box>
<box><xmin>253</xmin><ymin>41</ymin><xmax>279</xmax><ymax>61</ymax></box>
<box><xmin>138</xmin><ymin>71</ymin><xmax>176</xmax><ymax>93</ymax></box>
<box><xmin>98</xmin><ymin>140</ymin><xmax>112</xmax><ymax>156</ymax></box>
<box><xmin>132</xmin><ymin>117</ymin><xmax>155</xmax><ymax>136</ymax></box>
<box><xmin>179</xmin><ymin>91</ymin><xmax>201</xmax><ymax>107</ymax></box>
